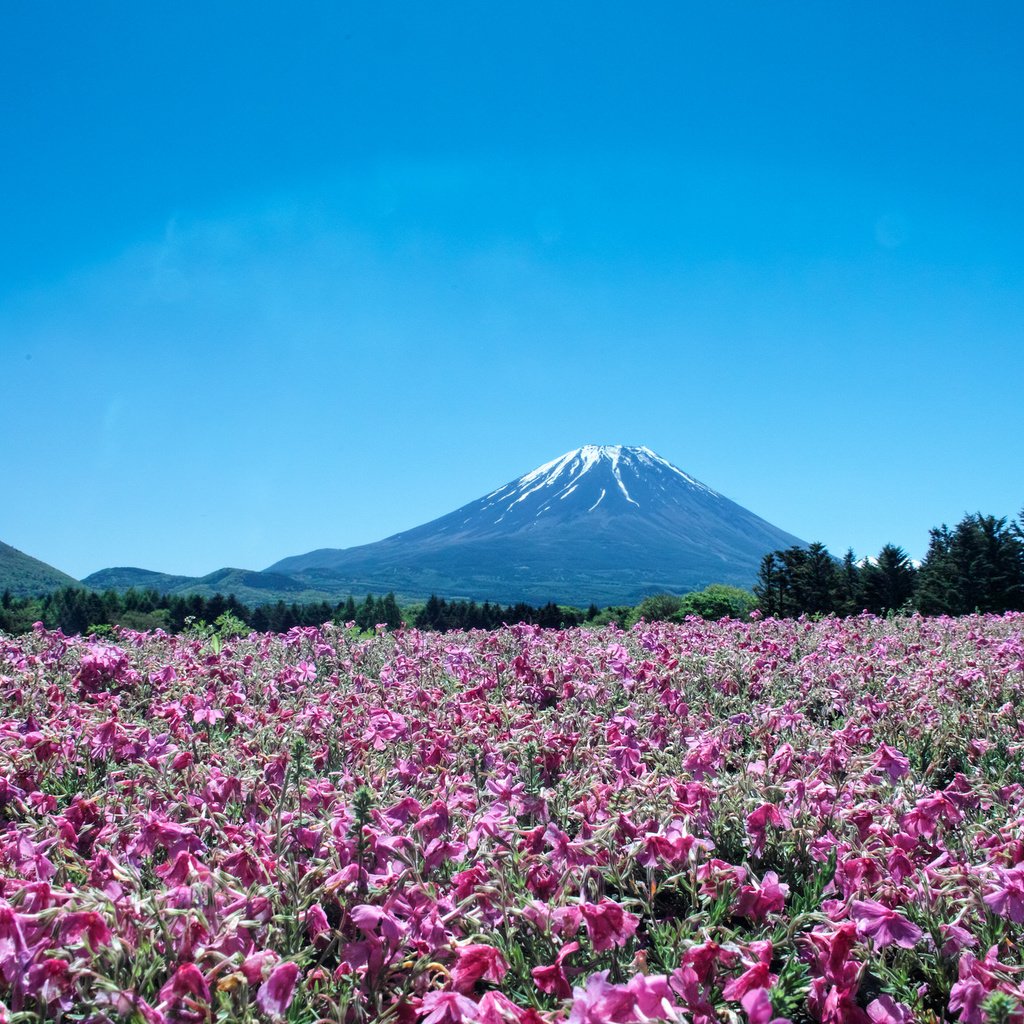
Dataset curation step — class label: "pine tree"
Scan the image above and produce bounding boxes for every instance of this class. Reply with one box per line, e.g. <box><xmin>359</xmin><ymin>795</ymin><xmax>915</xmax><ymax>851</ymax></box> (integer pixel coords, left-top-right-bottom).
<box><xmin>754</xmin><ymin>552</ymin><xmax>784</xmax><ymax>617</ymax></box>
<box><xmin>834</xmin><ymin>549</ymin><xmax>862</xmax><ymax>616</ymax></box>
<box><xmin>861</xmin><ymin>544</ymin><xmax>916</xmax><ymax>615</ymax></box>
<box><xmin>379</xmin><ymin>593</ymin><xmax>402</xmax><ymax>630</ymax></box>
<box><xmin>916</xmin><ymin>514</ymin><xmax>1024</xmax><ymax>614</ymax></box>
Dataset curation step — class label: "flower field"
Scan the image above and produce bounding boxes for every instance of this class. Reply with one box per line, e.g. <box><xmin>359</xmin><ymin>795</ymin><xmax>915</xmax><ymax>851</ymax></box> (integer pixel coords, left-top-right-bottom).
<box><xmin>2</xmin><ymin>614</ymin><xmax>1024</xmax><ymax>1023</ymax></box>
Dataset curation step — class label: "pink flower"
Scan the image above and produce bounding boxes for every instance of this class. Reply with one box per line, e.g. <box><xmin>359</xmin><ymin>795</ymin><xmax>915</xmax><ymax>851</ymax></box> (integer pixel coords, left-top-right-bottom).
<box><xmin>0</xmin><ymin>902</ymin><xmax>31</xmax><ymax>984</ymax></box>
<box><xmin>56</xmin><ymin>910</ymin><xmax>112</xmax><ymax>949</ymax></box>
<box><xmin>240</xmin><ymin>949</ymin><xmax>280</xmax><ymax>984</ymax></box>
<box><xmin>866</xmin><ymin>994</ymin><xmax>914</xmax><ymax>1023</ymax></box>
<box><xmin>579</xmin><ymin>900</ymin><xmax>639</xmax><ymax>952</ymax></box>
<box><xmin>256</xmin><ymin>961</ymin><xmax>300</xmax><ymax>1018</ymax></box>
<box><xmin>741</xmin><ymin>988</ymin><xmax>792</xmax><ymax>1024</ymax></box>
<box><xmin>420</xmin><ymin>990</ymin><xmax>481</xmax><ymax>1024</ymax></box>
<box><xmin>567</xmin><ymin>971</ymin><xmax>681</xmax><ymax>1023</ymax></box>
<box><xmin>477</xmin><ymin>990</ymin><xmax>546</xmax><ymax>1023</ymax></box>
<box><xmin>873</xmin><ymin>744</ymin><xmax>910</xmax><ymax>782</ymax></box>
<box><xmin>746</xmin><ymin>804</ymin><xmax>786</xmax><ymax>858</ymax></box>
<box><xmin>948</xmin><ymin>946</ymin><xmax>1001</xmax><ymax>1024</ymax></box>
<box><xmin>157</xmin><ymin>963</ymin><xmax>210</xmax><ymax>1023</ymax></box>
<box><xmin>723</xmin><ymin>943</ymin><xmax>776</xmax><ymax>1001</ymax></box>
<box><xmin>304</xmin><ymin>904</ymin><xmax>331</xmax><ymax>949</ymax></box>
<box><xmin>734</xmin><ymin>872</ymin><xmax>789</xmax><ymax>921</ymax></box>
<box><xmin>638</xmin><ymin>827</ymin><xmax>710</xmax><ymax>869</ymax></box>
<box><xmin>939</xmin><ymin>921</ymin><xmax>978</xmax><ymax>957</ymax></box>
<box><xmin>350</xmin><ymin>903</ymin><xmax>405</xmax><ymax>950</ymax></box>
<box><xmin>532</xmin><ymin>941</ymin><xmax>580</xmax><ymax>999</ymax></box>
<box><xmin>450</xmin><ymin>943</ymin><xmax>508</xmax><ymax>993</ymax></box>
<box><xmin>849</xmin><ymin>900</ymin><xmax>922</xmax><ymax>949</ymax></box>
<box><xmin>812</xmin><ymin>981</ymin><xmax>871</xmax><ymax>1024</ymax></box>
<box><xmin>802</xmin><ymin>923</ymin><xmax>860</xmax><ymax>987</ymax></box>
<box><xmin>26</xmin><ymin>958</ymin><xmax>73</xmax><ymax>1010</ymax></box>
<box><xmin>983</xmin><ymin>866</ymin><xmax>1024</xmax><ymax>923</ymax></box>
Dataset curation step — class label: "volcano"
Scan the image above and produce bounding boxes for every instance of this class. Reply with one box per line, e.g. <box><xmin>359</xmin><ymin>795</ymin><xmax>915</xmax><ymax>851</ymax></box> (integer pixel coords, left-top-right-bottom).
<box><xmin>267</xmin><ymin>445</ymin><xmax>805</xmax><ymax>606</ymax></box>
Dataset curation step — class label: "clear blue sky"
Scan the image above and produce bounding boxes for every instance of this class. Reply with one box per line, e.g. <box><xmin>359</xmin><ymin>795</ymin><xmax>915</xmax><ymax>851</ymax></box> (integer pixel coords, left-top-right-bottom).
<box><xmin>2</xmin><ymin>3</ymin><xmax>1022</xmax><ymax>580</ymax></box>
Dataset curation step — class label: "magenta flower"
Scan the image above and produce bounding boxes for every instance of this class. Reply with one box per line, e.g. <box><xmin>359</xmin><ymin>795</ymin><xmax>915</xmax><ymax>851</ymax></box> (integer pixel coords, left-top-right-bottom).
<box><xmin>741</xmin><ymin>988</ymin><xmax>792</xmax><ymax>1024</ymax></box>
<box><xmin>450</xmin><ymin>943</ymin><xmax>508</xmax><ymax>993</ymax></box>
<box><xmin>734</xmin><ymin>872</ymin><xmax>789</xmax><ymax>921</ymax></box>
<box><xmin>849</xmin><ymin>899</ymin><xmax>922</xmax><ymax>949</ymax></box>
<box><xmin>157</xmin><ymin>963</ymin><xmax>210</xmax><ymax>1023</ymax></box>
<box><xmin>983</xmin><ymin>866</ymin><xmax>1024</xmax><ymax>923</ymax></box>
<box><xmin>420</xmin><ymin>990</ymin><xmax>481</xmax><ymax>1024</ymax></box>
<box><xmin>0</xmin><ymin>902</ymin><xmax>31</xmax><ymax>984</ymax></box>
<box><xmin>567</xmin><ymin>971</ymin><xmax>681</xmax><ymax>1023</ymax></box>
<box><xmin>532</xmin><ymin>941</ymin><xmax>580</xmax><ymax>999</ymax></box>
<box><xmin>579</xmin><ymin>900</ymin><xmax>639</xmax><ymax>952</ymax></box>
<box><xmin>240</xmin><ymin>949</ymin><xmax>280</xmax><ymax>984</ymax></box>
<box><xmin>746</xmin><ymin>803</ymin><xmax>786</xmax><ymax>858</ymax></box>
<box><xmin>873</xmin><ymin>744</ymin><xmax>910</xmax><ymax>782</ymax></box>
<box><xmin>256</xmin><ymin>961</ymin><xmax>300</xmax><ymax>1018</ymax></box>
<box><xmin>26</xmin><ymin>958</ymin><xmax>73</xmax><ymax>1011</ymax></box>
<box><xmin>350</xmin><ymin>903</ymin><xmax>405</xmax><ymax>950</ymax></box>
<box><xmin>723</xmin><ymin>943</ymin><xmax>776</xmax><ymax>1001</ymax></box>
<box><xmin>866</xmin><ymin>995</ymin><xmax>914</xmax><ymax>1023</ymax></box>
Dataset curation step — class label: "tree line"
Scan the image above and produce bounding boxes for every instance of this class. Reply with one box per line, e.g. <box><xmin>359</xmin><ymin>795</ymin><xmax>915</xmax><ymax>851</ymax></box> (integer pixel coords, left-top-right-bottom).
<box><xmin>0</xmin><ymin>587</ymin><xmax>409</xmax><ymax>637</ymax></box>
<box><xmin>755</xmin><ymin>510</ymin><xmax>1024</xmax><ymax>618</ymax></box>
<box><xmin>0</xmin><ymin>586</ymin><xmax>591</xmax><ymax>637</ymax></box>
<box><xmin>413</xmin><ymin>595</ymin><xmax>586</xmax><ymax>631</ymax></box>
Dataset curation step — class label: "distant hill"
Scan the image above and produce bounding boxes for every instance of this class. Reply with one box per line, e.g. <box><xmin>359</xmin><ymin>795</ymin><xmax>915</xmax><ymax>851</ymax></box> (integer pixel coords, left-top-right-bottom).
<box><xmin>268</xmin><ymin>444</ymin><xmax>807</xmax><ymax>606</ymax></box>
<box><xmin>82</xmin><ymin>567</ymin><xmax>196</xmax><ymax>592</ymax></box>
<box><xmin>0</xmin><ymin>541</ymin><xmax>81</xmax><ymax>597</ymax></box>
<box><xmin>82</xmin><ymin>566</ymin><xmax>344</xmax><ymax>607</ymax></box>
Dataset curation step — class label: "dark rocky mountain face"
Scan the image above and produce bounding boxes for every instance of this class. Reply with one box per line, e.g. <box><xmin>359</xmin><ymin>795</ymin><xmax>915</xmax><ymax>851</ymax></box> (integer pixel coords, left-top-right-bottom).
<box><xmin>268</xmin><ymin>445</ymin><xmax>806</xmax><ymax>606</ymax></box>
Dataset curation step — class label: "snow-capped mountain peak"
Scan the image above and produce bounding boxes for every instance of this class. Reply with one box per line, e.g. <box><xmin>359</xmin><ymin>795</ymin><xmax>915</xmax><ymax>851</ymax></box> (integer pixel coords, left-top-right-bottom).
<box><xmin>482</xmin><ymin>445</ymin><xmax>718</xmax><ymax>522</ymax></box>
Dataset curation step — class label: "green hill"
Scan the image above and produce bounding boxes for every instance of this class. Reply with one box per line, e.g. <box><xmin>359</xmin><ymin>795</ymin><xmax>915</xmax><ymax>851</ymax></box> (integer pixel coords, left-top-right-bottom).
<box><xmin>83</xmin><ymin>565</ymin><xmax>344</xmax><ymax>606</ymax></box>
<box><xmin>0</xmin><ymin>541</ymin><xmax>81</xmax><ymax>597</ymax></box>
<box><xmin>82</xmin><ymin>566</ymin><xmax>195</xmax><ymax>592</ymax></box>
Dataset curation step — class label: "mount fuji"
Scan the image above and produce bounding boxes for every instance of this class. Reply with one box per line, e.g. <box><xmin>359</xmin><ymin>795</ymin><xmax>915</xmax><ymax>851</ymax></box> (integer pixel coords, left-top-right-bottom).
<box><xmin>267</xmin><ymin>445</ymin><xmax>806</xmax><ymax>606</ymax></box>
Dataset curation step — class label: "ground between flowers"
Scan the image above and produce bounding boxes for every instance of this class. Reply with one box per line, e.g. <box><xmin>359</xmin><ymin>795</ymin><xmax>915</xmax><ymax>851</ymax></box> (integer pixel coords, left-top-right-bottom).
<box><xmin>1</xmin><ymin>613</ymin><xmax>1023</xmax><ymax>1023</ymax></box>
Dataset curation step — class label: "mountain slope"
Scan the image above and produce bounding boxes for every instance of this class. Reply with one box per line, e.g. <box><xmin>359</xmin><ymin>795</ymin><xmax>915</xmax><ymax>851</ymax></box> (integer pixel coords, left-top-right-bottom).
<box><xmin>270</xmin><ymin>445</ymin><xmax>805</xmax><ymax>605</ymax></box>
<box><xmin>0</xmin><ymin>541</ymin><xmax>81</xmax><ymax>597</ymax></box>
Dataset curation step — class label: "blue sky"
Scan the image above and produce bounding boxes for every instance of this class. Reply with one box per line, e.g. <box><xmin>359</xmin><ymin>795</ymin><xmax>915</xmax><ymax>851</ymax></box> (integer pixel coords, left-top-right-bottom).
<box><xmin>2</xmin><ymin>3</ymin><xmax>1023</xmax><ymax>580</ymax></box>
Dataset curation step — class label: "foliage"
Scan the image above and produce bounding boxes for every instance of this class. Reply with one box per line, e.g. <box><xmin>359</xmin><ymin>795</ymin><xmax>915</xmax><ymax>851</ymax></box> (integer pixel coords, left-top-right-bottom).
<box><xmin>674</xmin><ymin>583</ymin><xmax>757</xmax><ymax>620</ymax></box>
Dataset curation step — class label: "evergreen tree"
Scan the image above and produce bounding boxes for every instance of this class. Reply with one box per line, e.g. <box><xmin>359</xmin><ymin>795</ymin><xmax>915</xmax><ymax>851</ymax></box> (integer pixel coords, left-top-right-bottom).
<box><xmin>415</xmin><ymin>594</ymin><xmax>442</xmax><ymax>630</ymax></box>
<box><xmin>379</xmin><ymin>592</ymin><xmax>403</xmax><ymax>630</ymax></box>
<box><xmin>754</xmin><ymin>552</ymin><xmax>785</xmax><ymax>617</ymax></box>
<box><xmin>355</xmin><ymin>594</ymin><xmax>377</xmax><ymax>632</ymax></box>
<box><xmin>916</xmin><ymin>514</ymin><xmax>1024</xmax><ymax>615</ymax></box>
<box><xmin>835</xmin><ymin>549</ymin><xmax>863</xmax><ymax>616</ymax></box>
<box><xmin>861</xmin><ymin>544</ymin><xmax>916</xmax><ymax>615</ymax></box>
<box><xmin>796</xmin><ymin>542</ymin><xmax>838</xmax><ymax>615</ymax></box>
